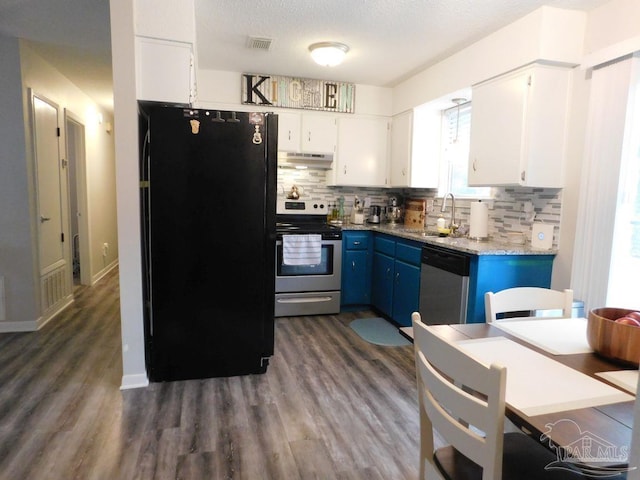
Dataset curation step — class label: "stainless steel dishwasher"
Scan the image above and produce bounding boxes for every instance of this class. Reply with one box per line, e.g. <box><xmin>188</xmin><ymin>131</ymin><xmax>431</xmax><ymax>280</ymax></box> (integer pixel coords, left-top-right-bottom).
<box><xmin>419</xmin><ymin>244</ymin><xmax>471</xmax><ymax>325</ymax></box>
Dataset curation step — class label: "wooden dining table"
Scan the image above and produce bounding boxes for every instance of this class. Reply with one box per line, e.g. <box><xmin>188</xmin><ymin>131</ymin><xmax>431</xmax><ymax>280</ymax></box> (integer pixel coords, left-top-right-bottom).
<box><xmin>401</xmin><ymin>320</ymin><xmax>636</xmax><ymax>467</ymax></box>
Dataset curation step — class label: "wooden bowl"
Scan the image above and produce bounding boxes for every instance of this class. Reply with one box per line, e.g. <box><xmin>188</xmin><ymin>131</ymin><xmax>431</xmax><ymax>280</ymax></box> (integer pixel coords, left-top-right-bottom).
<box><xmin>587</xmin><ymin>307</ymin><xmax>640</xmax><ymax>367</ymax></box>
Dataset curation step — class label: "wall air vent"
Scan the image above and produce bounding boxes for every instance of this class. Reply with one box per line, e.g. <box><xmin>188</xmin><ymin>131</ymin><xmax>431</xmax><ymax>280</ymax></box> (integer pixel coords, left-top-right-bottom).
<box><xmin>277</xmin><ymin>151</ymin><xmax>333</xmax><ymax>170</ymax></box>
<box><xmin>247</xmin><ymin>36</ymin><xmax>273</xmax><ymax>51</ymax></box>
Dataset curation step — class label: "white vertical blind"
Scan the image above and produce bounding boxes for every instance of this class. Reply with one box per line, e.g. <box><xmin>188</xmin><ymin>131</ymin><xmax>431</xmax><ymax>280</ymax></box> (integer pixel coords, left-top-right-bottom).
<box><xmin>439</xmin><ymin>102</ymin><xmax>490</xmax><ymax>197</ymax></box>
<box><xmin>607</xmin><ymin>58</ymin><xmax>640</xmax><ymax>308</ymax></box>
<box><xmin>571</xmin><ymin>53</ymin><xmax>640</xmax><ymax>311</ymax></box>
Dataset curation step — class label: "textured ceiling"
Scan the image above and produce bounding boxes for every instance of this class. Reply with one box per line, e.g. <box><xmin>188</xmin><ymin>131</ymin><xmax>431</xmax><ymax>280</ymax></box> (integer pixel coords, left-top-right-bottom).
<box><xmin>0</xmin><ymin>0</ymin><xmax>610</xmax><ymax>114</ymax></box>
<box><xmin>195</xmin><ymin>0</ymin><xmax>609</xmax><ymax>88</ymax></box>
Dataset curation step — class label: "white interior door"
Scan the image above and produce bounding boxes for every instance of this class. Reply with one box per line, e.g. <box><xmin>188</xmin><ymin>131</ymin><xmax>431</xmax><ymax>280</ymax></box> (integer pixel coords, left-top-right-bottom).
<box><xmin>32</xmin><ymin>92</ymin><xmax>72</xmax><ymax>316</ymax></box>
<box><xmin>33</xmin><ymin>94</ymin><xmax>65</xmax><ymax>272</ymax></box>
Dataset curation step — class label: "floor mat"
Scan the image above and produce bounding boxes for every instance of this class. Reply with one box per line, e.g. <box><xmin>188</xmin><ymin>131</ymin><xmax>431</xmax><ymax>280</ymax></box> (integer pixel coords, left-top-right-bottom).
<box><xmin>349</xmin><ymin>317</ymin><xmax>411</xmax><ymax>347</ymax></box>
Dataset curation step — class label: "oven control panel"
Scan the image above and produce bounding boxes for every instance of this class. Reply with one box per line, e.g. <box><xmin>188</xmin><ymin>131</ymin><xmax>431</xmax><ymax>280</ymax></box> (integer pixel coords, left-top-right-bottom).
<box><xmin>277</xmin><ymin>200</ymin><xmax>328</xmax><ymax>215</ymax></box>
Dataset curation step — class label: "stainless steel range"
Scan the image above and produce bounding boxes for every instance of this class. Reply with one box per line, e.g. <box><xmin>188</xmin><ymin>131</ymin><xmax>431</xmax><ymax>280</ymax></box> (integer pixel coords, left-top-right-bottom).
<box><xmin>275</xmin><ymin>200</ymin><xmax>342</xmax><ymax>317</ymax></box>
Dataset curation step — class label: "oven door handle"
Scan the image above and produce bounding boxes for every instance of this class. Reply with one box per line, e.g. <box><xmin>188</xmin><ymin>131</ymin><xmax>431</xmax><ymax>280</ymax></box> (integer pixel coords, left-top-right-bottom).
<box><xmin>276</xmin><ymin>296</ymin><xmax>334</xmax><ymax>304</ymax></box>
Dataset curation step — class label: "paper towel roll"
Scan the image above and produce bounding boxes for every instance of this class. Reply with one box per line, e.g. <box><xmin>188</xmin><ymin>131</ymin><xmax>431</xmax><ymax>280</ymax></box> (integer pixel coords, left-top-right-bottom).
<box><xmin>469</xmin><ymin>201</ymin><xmax>488</xmax><ymax>239</ymax></box>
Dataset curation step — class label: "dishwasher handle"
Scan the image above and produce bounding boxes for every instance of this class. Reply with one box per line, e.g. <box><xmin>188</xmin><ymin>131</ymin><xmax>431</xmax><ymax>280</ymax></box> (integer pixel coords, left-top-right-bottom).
<box><xmin>421</xmin><ymin>246</ymin><xmax>470</xmax><ymax>276</ymax></box>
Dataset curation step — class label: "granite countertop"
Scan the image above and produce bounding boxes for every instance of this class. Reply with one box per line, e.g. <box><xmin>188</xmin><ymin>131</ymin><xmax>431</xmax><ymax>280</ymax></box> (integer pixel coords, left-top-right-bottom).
<box><xmin>341</xmin><ymin>222</ymin><xmax>557</xmax><ymax>256</ymax></box>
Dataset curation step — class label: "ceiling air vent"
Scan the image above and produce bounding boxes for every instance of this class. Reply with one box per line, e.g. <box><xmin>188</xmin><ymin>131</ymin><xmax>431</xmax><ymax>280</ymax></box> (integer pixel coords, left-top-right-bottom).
<box><xmin>247</xmin><ymin>36</ymin><xmax>273</xmax><ymax>51</ymax></box>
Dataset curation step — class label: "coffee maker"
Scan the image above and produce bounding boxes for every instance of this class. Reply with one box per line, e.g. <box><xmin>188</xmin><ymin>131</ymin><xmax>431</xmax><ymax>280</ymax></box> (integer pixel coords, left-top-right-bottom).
<box><xmin>368</xmin><ymin>206</ymin><xmax>381</xmax><ymax>224</ymax></box>
<box><xmin>386</xmin><ymin>196</ymin><xmax>403</xmax><ymax>224</ymax></box>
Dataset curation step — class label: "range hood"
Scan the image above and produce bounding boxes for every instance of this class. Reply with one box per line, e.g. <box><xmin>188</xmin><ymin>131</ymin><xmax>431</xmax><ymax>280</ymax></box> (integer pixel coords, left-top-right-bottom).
<box><xmin>277</xmin><ymin>151</ymin><xmax>334</xmax><ymax>170</ymax></box>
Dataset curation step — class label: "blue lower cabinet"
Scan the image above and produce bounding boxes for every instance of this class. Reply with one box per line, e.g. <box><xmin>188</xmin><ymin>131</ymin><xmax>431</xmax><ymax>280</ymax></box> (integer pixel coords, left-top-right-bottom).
<box><xmin>341</xmin><ymin>232</ymin><xmax>372</xmax><ymax>306</ymax></box>
<box><xmin>346</xmin><ymin>229</ymin><xmax>555</xmax><ymax>326</ymax></box>
<box><xmin>372</xmin><ymin>251</ymin><xmax>394</xmax><ymax>316</ymax></box>
<box><xmin>466</xmin><ymin>254</ymin><xmax>555</xmax><ymax>323</ymax></box>
<box><xmin>392</xmin><ymin>259</ymin><xmax>421</xmax><ymax>326</ymax></box>
<box><xmin>370</xmin><ymin>234</ymin><xmax>422</xmax><ymax>327</ymax></box>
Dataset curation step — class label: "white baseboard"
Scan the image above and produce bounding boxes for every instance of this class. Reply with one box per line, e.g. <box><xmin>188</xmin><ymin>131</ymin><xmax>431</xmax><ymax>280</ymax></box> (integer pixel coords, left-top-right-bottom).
<box><xmin>0</xmin><ymin>320</ymin><xmax>39</xmax><ymax>332</ymax></box>
<box><xmin>38</xmin><ymin>295</ymin><xmax>74</xmax><ymax>329</ymax></box>
<box><xmin>0</xmin><ymin>294</ymin><xmax>74</xmax><ymax>333</ymax></box>
<box><xmin>120</xmin><ymin>373</ymin><xmax>149</xmax><ymax>390</ymax></box>
<box><xmin>91</xmin><ymin>260</ymin><xmax>119</xmax><ymax>286</ymax></box>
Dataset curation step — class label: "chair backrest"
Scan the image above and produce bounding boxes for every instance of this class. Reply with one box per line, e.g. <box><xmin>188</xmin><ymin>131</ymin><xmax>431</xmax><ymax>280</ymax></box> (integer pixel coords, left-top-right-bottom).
<box><xmin>485</xmin><ymin>287</ymin><xmax>573</xmax><ymax>323</ymax></box>
<box><xmin>412</xmin><ymin>311</ymin><xmax>507</xmax><ymax>480</ymax></box>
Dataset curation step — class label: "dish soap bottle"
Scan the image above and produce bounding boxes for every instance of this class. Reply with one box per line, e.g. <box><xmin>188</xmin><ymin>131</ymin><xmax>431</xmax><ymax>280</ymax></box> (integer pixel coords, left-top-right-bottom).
<box><xmin>337</xmin><ymin>196</ymin><xmax>345</xmax><ymax>224</ymax></box>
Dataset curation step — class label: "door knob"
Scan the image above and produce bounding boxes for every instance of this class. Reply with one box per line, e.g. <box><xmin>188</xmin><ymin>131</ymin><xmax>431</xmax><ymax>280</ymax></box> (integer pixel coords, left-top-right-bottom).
<box><xmin>40</xmin><ymin>216</ymin><xmax>51</xmax><ymax>223</ymax></box>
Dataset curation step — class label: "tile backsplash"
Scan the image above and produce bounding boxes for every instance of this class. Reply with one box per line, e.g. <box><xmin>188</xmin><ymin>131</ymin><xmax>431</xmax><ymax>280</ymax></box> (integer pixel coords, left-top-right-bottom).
<box><xmin>277</xmin><ymin>168</ymin><xmax>562</xmax><ymax>248</ymax></box>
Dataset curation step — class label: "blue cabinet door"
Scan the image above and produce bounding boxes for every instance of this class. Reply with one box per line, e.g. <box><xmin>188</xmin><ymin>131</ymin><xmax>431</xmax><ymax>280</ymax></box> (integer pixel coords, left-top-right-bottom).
<box><xmin>342</xmin><ymin>231</ymin><xmax>372</xmax><ymax>306</ymax></box>
<box><xmin>372</xmin><ymin>251</ymin><xmax>394</xmax><ymax>316</ymax></box>
<box><xmin>342</xmin><ymin>249</ymin><xmax>371</xmax><ymax>305</ymax></box>
<box><xmin>393</xmin><ymin>260</ymin><xmax>421</xmax><ymax>327</ymax></box>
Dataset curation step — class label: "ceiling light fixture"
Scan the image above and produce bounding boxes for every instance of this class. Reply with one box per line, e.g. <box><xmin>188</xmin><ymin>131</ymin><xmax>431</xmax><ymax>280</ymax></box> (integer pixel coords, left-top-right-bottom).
<box><xmin>308</xmin><ymin>42</ymin><xmax>349</xmax><ymax>67</ymax></box>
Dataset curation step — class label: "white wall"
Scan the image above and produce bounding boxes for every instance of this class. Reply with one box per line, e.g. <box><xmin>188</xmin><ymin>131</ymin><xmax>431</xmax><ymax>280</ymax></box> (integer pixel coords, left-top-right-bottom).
<box><xmin>392</xmin><ymin>6</ymin><xmax>586</xmax><ymax>115</ymax></box>
<box><xmin>0</xmin><ymin>35</ymin><xmax>38</xmax><ymax>328</ymax></box>
<box><xmin>584</xmin><ymin>0</ymin><xmax>640</xmax><ymax>55</ymax></box>
<box><xmin>19</xmin><ymin>43</ymin><xmax>119</xmax><ymax>286</ymax></box>
<box><xmin>111</xmin><ymin>0</ymin><xmax>149</xmax><ymax>389</ymax></box>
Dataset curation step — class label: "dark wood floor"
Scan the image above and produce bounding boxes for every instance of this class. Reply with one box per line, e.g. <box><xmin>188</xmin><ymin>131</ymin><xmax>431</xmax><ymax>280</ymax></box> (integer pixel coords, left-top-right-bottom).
<box><xmin>0</xmin><ymin>268</ymin><xmax>429</xmax><ymax>479</ymax></box>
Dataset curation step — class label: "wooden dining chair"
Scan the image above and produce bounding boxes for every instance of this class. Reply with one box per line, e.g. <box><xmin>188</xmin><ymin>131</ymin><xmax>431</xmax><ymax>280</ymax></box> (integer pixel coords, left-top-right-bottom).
<box><xmin>485</xmin><ymin>287</ymin><xmax>573</xmax><ymax>323</ymax></box>
<box><xmin>411</xmin><ymin>311</ymin><xmax>587</xmax><ymax>480</ymax></box>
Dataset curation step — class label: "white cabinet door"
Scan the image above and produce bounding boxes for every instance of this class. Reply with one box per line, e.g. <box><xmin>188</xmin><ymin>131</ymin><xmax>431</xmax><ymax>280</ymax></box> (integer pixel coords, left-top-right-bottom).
<box><xmin>390</xmin><ymin>109</ymin><xmax>440</xmax><ymax>188</ymax></box>
<box><xmin>302</xmin><ymin>115</ymin><xmax>336</xmax><ymax>154</ymax></box>
<box><xmin>468</xmin><ymin>64</ymin><xmax>569</xmax><ymax>187</ymax></box>
<box><xmin>390</xmin><ymin>110</ymin><xmax>412</xmax><ymax>187</ymax></box>
<box><xmin>334</xmin><ymin>116</ymin><xmax>389</xmax><ymax>186</ymax></box>
<box><xmin>277</xmin><ymin>112</ymin><xmax>301</xmax><ymax>152</ymax></box>
<box><xmin>136</xmin><ymin>36</ymin><xmax>194</xmax><ymax>104</ymax></box>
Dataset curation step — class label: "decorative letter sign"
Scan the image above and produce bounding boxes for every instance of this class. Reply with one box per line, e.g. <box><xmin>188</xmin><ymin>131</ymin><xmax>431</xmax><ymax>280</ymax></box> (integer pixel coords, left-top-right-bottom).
<box><xmin>242</xmin><ymin>73</ymin><xmax>355</xmax><ymax>113</ymax></box>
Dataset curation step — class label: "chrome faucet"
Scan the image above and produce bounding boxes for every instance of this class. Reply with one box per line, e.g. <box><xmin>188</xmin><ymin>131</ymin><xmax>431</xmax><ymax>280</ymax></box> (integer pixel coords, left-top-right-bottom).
<box><xmin>441</xmin><ymin>193</ymin><xmax>457</xmax><ymax>234</ymax></box>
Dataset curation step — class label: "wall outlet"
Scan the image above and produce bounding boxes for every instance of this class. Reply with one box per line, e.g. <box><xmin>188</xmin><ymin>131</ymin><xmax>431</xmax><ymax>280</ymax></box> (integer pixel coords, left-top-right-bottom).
<box><xmin>102</xmin><ymin>242</ymin><xmax>109</xmax><ymax>257</ymax></box>
<box><xmin>531</xmin><ymin>223</ymin><xmax>553</xmax><ymax>250</ymax></box>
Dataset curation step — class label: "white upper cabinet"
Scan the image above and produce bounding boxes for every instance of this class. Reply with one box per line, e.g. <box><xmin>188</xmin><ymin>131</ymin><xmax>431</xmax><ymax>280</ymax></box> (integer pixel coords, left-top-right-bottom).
<box><xmin>331</xmin><ymin>116</ymin><xmax>390</xmax><ymax>187</ymax></box>
<box><xmin>277</xmin><ymin>112</ymin><xmax>302</xmax><ymax>152</ymax></box>
<box><xmin>277</xmin><ymin>112</ymin><xmax>336</xmax><ymax>154</ymax></box>
<box><xmin>468</xmin><ymin>64</ymin><xmax>570</xmax><ymax>187</ymax></box>
<box><xmin>302</xmin><ymin>115</ymin><xmax>337</xmax><ymax>154</ymax></box>
<box><xmin>136</xmin><ymin>36</ymin><xmax>195</xmax><ymax>104</ymax></box>
<box><xmin>389</xmin><ymin>109</ymin><xmax>440</xmax><ymax>188</ymax></box>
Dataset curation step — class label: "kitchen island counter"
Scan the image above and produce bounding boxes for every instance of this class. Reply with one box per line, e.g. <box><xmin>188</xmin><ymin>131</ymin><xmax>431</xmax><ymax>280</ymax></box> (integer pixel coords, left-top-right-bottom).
<box><xmin>342</xmin><ymin>223</ymin><xmax>556</xmax><ymax>256</ymax></box>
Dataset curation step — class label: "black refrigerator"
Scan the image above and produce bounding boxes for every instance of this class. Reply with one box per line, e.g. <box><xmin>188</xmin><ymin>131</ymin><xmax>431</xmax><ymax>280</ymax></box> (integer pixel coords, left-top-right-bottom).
<box><xmin>139</xmin><ymin>103</ymin><xmax>277</xmax><ymax>382</ymax></box>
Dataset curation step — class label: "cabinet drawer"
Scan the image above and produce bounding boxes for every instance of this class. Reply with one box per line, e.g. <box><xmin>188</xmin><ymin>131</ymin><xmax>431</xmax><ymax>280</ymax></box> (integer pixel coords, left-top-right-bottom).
<box><xmin>344</xmin><ymin>233</ymin><xmax>370</xmax><ymax>250</ymax></box>
<box><xmin>374</xmin><ymin>236</ymin><xmax>395</xmax><ymax>256</ymax></box>
<box><xmin>396</xmin><ymin>242</ymin><xmax>422</xmax><ymax>266</ymax></box>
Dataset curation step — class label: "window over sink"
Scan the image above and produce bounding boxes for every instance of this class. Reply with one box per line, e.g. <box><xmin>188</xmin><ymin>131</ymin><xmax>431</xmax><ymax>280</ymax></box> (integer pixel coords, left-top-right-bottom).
<box><xmin>438</xmin><ymin>100</ymin><xmax>490</xmax><ymax>198</ymax></box>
